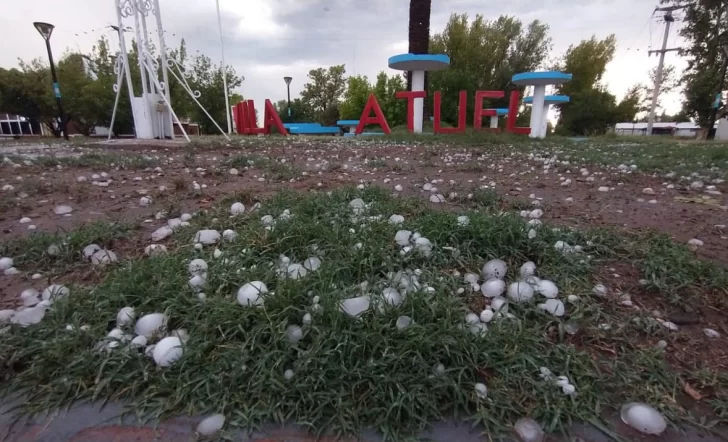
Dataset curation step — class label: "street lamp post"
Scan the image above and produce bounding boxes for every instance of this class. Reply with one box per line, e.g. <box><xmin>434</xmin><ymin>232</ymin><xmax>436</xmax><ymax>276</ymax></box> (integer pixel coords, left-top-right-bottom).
<box><xmin>283</xmin><ymin>76</ymin><xmax>292</xmax><ymax>122</ymax></box>
<box><xmin>33</xmin><ymin>22</ymin><xmax>69</xmax><ymax>141</ymax></box>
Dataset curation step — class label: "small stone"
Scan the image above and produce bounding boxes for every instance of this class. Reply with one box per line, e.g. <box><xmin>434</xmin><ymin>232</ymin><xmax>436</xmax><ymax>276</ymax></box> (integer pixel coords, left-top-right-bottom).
<box><xmin>598</xmin><ymin>186</ymin><xmax>609</xmax><ymax>192</ymax></box>
<box><xmin>54</xmin><ymin>205</ymin><xmax>73</xmax><ymax>215</ymax></box>
<box><xmin>642</xmin><ymin>188</ymin><xmax>655</xmax><ymax>195</ymax></box>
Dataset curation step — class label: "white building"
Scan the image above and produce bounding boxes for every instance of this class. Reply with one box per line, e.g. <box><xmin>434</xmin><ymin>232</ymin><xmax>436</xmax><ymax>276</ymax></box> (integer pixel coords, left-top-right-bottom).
<box><xmin>717</xmin><ymin>118</ymin><xmax>728</xmax><ymax>141</ymax></box>
<box><xmin>614</xmin><ymin>121</ymin><xmax>718</xmax><ymax>138</ymax></box>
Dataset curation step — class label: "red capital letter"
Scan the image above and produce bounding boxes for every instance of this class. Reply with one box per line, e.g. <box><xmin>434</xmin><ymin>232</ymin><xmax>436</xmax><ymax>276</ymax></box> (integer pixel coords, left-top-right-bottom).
<box><xmin>433</xmin><ymin>90</ymin><xmax>467</xmax><ymax>134</ymax></box>
<box><xmin>263</xmin><ymin>99</ymin><xmax>288</xmax><ymax>135</ymax></box>
<box><xmin>473</xmin><ymin>91</ymin><xmax>505</xmax><ymax>132</ymax></box>
<box><xmin>506</xmin><ymin>91</ymin><xmax>531</xmax><ymax>135</ymax></box>
<box><xmin>246</xmin><ymin>100</ymin><xmax>266</xmax><ymax>135</ymax></box>
<box><xmin>395</xmin><ymin>90</ymin><xmax>427</xmax><ymax>133</ymax></box>
<box><xmin>355</xmin><ymin>94</ymin><xmax>391</xmax><ymax>135</ymax></box>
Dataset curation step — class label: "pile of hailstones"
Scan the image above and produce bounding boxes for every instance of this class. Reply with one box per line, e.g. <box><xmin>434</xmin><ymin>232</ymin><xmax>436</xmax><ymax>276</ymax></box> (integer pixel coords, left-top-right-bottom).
<box><xmin>0</xmin><ymin>284</ymin><xmax>70</xmax><ymax>327</ymax></box>
<box><xmin>462</xmin><ymin>259</ymin><xmax>573</xmax><ymax>336</ymax></box>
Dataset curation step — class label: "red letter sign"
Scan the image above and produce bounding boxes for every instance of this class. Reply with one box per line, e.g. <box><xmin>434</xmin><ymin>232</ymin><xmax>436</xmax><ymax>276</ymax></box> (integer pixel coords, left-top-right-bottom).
<box><xmin>433</xmin><ymin>91</ymin><xmax>467</xmax><ymax>134</ymax></box>
<box><xmin>473</xmin><ymin>91</ymin><xmax>505</xmax><ymax>132</ymax></box>
<box><xmin>262</xmin><ymin>99</ymin><xmax>288</xmax><ymax>135</ymax></box>
<box><xmin>506</xmin><ymin>90</ymin><xmax>531</xmax><ymax>135</ymax></box>
<box><xmin>395</xmin><ymin>90</ymin><xmax>426</xmax><ymax>133</ymax></box>
<box><xmin>355</xmin><ymin>94</ymin><xmax>391</xmax><ymax>135</ymax></box>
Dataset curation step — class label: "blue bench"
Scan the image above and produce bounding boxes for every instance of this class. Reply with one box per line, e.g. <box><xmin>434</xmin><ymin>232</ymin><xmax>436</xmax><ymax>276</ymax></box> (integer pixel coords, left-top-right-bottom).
<box><xmin>337</xmin><ymin>120</ymin><xmax>360</xmax><ymax>134</ymax></box>
<box><xmin>283</xmin><ymin>122</ymin><xmax>340</xmax><ymax>135</ymax></box>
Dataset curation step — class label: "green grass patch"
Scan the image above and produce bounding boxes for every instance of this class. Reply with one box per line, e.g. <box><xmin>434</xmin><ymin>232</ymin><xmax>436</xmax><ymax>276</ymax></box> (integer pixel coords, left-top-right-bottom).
<box><xmin>1</xmin><ymin>187</ymin><xmax>726</xmax><ymax>439</ymax></box>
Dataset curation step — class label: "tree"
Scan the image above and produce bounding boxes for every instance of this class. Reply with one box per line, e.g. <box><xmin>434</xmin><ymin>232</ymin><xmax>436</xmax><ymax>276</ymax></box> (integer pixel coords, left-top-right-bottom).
<box><xmin>339</xmin><ymin>75</ymin><xmax>371</xmax><ymax>120</ymax></box>
<box><xmin>274</xmin><ymin>98</ymin><xmax>315</xmax><ymax>122</ymax></box>
<box><xmin>0</xmin><ymin>60</ymin><xmax>58</xmax><ymax>135</ymax></box>
<box><xmin>555</xmin><ymin>35</ymin><xmax>622</xmax><ymax>134</ymax></box>
<box><xmin>614</xmin><ymin>85</ymin><xmax>643</xmax><ymax>122</ymax></box>
<box><xmin>300</xmin><ymin>65</ymin><xmax>347</xmax><ymax>125</ymax></box>
<box><xmin>662</xmin><ymin>0</ymin><xmax>728</xmax><ymax>134</ymax></box>
<box><xmin>429</xmin><ymin>14</ymin><xmax>551</xmax><ymax>124</ymax></box>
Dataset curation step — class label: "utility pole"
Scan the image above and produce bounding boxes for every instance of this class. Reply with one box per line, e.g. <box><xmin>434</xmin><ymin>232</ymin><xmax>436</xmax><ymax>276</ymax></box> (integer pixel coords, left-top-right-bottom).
<box><xmin>646</xmin><ymin>7</ymin><xmax>681</xmax><ymax>136</ymax></box>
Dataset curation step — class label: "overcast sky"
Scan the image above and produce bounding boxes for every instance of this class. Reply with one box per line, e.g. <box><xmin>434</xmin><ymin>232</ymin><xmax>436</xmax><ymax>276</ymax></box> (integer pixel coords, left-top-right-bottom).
<box><xmin>1</xmin><ymin>0</ymin><xmax>686</xmax><ymax>118</ymax></box>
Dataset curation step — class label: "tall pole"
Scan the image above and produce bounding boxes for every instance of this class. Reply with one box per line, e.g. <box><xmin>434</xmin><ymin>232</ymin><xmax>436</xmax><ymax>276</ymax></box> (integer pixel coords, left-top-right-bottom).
<box><xmin>646</xmin><ymin>11</ymin><xmax>674</xmax><ymax>136</ymax></box>
<box><xmin>45</xmin><ymin>40</ymin><xmax>68</xmax><ymax>140</ymax></box>
<box><xmin>216</xmin><ymin>0</ymin><xmax>232</xmax><ymax>134</ymax></box>
<box><xmin>284</xmin><ymin>76</ymin><xmax>292</xmax><ymax>123</ymax></box>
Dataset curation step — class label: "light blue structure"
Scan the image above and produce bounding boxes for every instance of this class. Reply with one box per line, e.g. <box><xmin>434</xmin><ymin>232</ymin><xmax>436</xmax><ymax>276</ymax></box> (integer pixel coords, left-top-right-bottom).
<box><xmin>485</xmin><ymin>108</ymin><xmax>509</xmax><ymax>129</ymax></box>
<box><xmin>388</xmin><ymin>53</ymin><xmax>450</xmax><ymax>133</ymax></box>
<box><xmin>512</xmin><ymin>71</ymin><xmax>572</xmax><ymax>138</ymax></box>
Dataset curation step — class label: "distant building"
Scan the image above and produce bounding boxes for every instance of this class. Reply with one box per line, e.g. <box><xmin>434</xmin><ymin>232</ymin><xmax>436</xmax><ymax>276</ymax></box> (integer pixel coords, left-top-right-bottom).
<box><xmin>614</xmin><ymin>121</ymin><xmax>719</xmax><ymax>138</ymax></box>
<box><xmin>717</xmin><ymin>118</ymin><xmax>728</xmax><ymax>141</ymax></box>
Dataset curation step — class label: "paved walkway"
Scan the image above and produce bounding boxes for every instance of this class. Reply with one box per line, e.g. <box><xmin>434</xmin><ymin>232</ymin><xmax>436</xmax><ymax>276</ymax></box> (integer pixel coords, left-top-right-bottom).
<box><xmin>1</xmin><ymin>400</ymin><xmax>727</xmax><ymax>441</ymax></box>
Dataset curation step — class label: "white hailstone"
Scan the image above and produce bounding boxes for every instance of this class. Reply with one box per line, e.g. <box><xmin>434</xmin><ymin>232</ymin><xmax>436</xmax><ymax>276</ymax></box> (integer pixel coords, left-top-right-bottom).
<box><xmin>687</xmin><ymin>238</ymin><xmax>704</xmax><ymax>247</ymax></box>
<box><xmin>1</xmin><ymin>310</ymin><xmax>17</xmax><ymax>324</ymax></box>
<box><xmin>620</xmin><ymin>403</ymin><xmax>667</xmax><ymax>435</ymax></box>
<box><xmin>131</xmin><ymin>335</ymin><xmax>147</xmax><ymax>348</ymax></box>
<box><xmin>116</xmin><ymin>307</ymin><xmax>136</xmax><ymax>326</ymax></box>
<box><xmin>382</xmin><ymin>287</ymin><xmax>402</xmax><ymax>306</ymax></box>
<box><xmin>286</xmin><ymin>325</ymin><xmax>304</xmax><ymax>343</ymax></box>
<box><xmin>528</xmin><ymin>229</ymin><xmax>537</xmax><ymax>239</ymax></box>
<box><xmin>340</xmin><ymin>295</ymin><xmax>371</xmax><ymax>318</ymax></box>
<box><xmin>145</xmin><ymin>344</ymin><xmax>156</xmax><ymax>358</ymax></box>
<box><xmin>520</xmin><ymin>262</ymin><xmax>536</xmax><ymax>278</ymax></box>
<box><xmin>197</xmin><ymin>292</ymin><xmax>207</xmax><ymax>301</ymax></box>
<box><xmin>507</xmin><ymin>281</ymin><xmax>534</xmax><ymax>303</ymax></box>
<box><xmin>555</xmin><ymin>375</ymin><xmax>570</xmax><ymax>387</ymax></box>
<box><xmin>598</xmin><ymin>186</ymin><xmax>609</xmax><ymax>192</ymax></box>
<box><xmin>31</xmin><ymin>273</ymin><xmax>42</xmax><ymax>280</ymax></box>
<box><xmin>414</xmin><ymin>237</ymin><xmax>433</xmax><ymax>257</ymax></box>
<box><xmin>91</xmin><ymin>249</ymin><xmax>118</xmax><ymax>266</ymax></box>
<box><xmin>107</xmin><ymin>328</ymin><xmax>124</xmax><ymax>340</ymax></box>
<box><xmin>469</xmin><ymin>322</ymin><xmax>488</xmax><ymax>336</ymax></box>
<box><xmin>396</xmin><ymin>315</ymin><xmax>413</xmax><ymax>330</ymax></box>
<box><xmin>27</xmin><ymin>225</ymin><xmax>36</xmax><ymax>231</ymax></box>
<box><xmin>527</xmin><ymin>219</ymin><xmax>542</xmax><ymax>227</ymax></box>
<box><xmin>567</xmin><ymin>295</ymin><xmax>579</xmax><ymax>303</ymax></box>
<box><xmin>514</xmin><ymin>418</ymin><xmax>545</xmax><ymax>442</ymax></box>
<box><xmin>134</xmin><ymin>313</ymin><xmax>168</xmax><ymax>338</ymax></box>
<box><xmin>482</xmin><ymin>259</ymin><xmax>507</xmax><ymax>280</ymax></box>
<box><xmin>153</xmin><ymin>336</ymin><xmax>183</xmax><ymax>367</ymax></box>
<box><xmin>479</xmin><ymin>309</ymin><xmax>494</xmax><ymax>323</ymax></box>
<box><xmin>313</xmin><ymin>295</ymin><xmax>321</xmax><ymax>304</ymax></box>
<box><xmin>151</xmin><ymin>226</ymin><xmax>173</xmax><ymax>241</ymax></box>
<box><xmin>536</xmin><ymin>280</ymin><xmax>559</xmax><ymax>298</ymax></box>
<box><xmin>19</xmin><ymin>217</ymin><xmax>31</xmax><ymax>224</ymax></box>
<box><xmin>139</xmin><ymin>196</ymin><xmax>153</xmax><ymax>207</ymax></box>
<box><xmin>662</xmin><ymin>321</ymin><xmax>679</xmax><ymax>331</ymax></box>
<box><xmin>703</xmin><ymin>328</ymin><xmax>720</xmax><ymax>338</ymax></box>
<box><xmin>168</xmin><ymin>218</ymin><xmax>183</xmax><ymax>230</ymax></box>
<box><xmin>656</xmin><ymin>340</ymin><xmax>668</xmax><ymax>349</ymax></box>
<box><xmin>188</xmin><ymin>258</ymin><xmax>208</xmax><ymax>276</ymax></box>
<box><xmin>464</xmin><ymin>273</ymin><xmax>479</xmax><ymax>284</ymax></box>
<box><xmin>529</xmin><ymin>209</ymin><xmax>543</xmax><ymax>219</ymax></box>
<box><xmin>42</xmin><ymin>284</ymin><xmax>69</xmax><ymax>301</ymax></box>
<box><xmin>194</xmin><ymin>243</ymin><xmax>203</xmax><ymax>250</ymax></box>
<box><xmin>457</xmin><ymin>215</ymin><xmax>470</xmax><ymax>226</ymax></box>
<box><xmin>0</xmin><ymin>257</ymin><xmax>13</xmax><ymax>271</ymax></box>
<box><xmin>349</xmin><ymin>198</ymin><xmax>366</xmax><ymax>215</ymax></box>
<box><xmin>562</xmin><ymin>384</ymin><xmax>576</xmax><ymax>395</ymax></box>
<box><xmin>643</xmin><ymin>188</ymin><xmax>655</xmax><ymax>195</ymax></box>
<box><xmin>222</xmin><ymin>229</ymin><xmax>237</xmax><ymax>241</ymax></box>
<box><xmin>230</xmin><ymin>202</ymin><xmax>245</xmax><ymax>215</ymax></box>
<box><xmin>462</xmin><ymin>312</ymin><xmax>481</xmax><ymax>325</ymax></box>
<box><xmin>481</xmin><ymin>279</ymin><xmax>505</xmax><ymax>298</ymax></box>
<box><xmin>474</xmin><ymin>383</ymin><xmax>488</xmax><ymax>399</ymax></box>
<box><xmin>261</xmin><ymin>215</ymin><xmax>275</xmax><ymax>226</ymax></box>
<box><xmin>433</xmin><ymin>363</ymin><xmax>446</xmax><ymax>376</ymax></box>
<box><xmin>394</xmin><ymin>230</ymin><xmax>412</xmax><ymax>247</ymax></box>
<box><xmin>181</xmin><ymin>213</ymin><xmax>193</xmax><ymax>222</ymax></box>
<box><xmin>284</xmin><ymin>369</ymin><xmax>295</xmax><ymax>380</ymax></box>
<box><xmin>193</xmin><ymin>230</ymin><xmax>221</xmax><ymax>245</ymax></box>
<box><xmin>429</xmin><ymin>194</ymin><xmax>445</xmax><ymax>203</ymax></box>
<box><xmin>303</xmin><ymin>257</ymin><xmax>321</xmax><ymax>272</ymax></box>
<box><xmin>237</xmin><ymin>281</ymin><xmax>268</xmax><ymax>307</ymax></box>
<box><xmin>423</xmin><ymin>183</ymin><xmax>433</xmax><ymax>191</ymax></box>
<box><xmin>229</xmin><ymin>167</ymin><xmax>240</xmax><ymax>175</ymax></box>
<box><xmin>592</xmin><ymin>284</ymin><xmax>608</xmax><ymax>297</ymax></box>
<box><xmin>83</xmin><ymin>244</ymin><xmax>102</xmax><ymax>259</ymax></box>
<box><xmin>213</xmin><ymin>248</ymin><xmax>222</xmax><ymax>259</ymax></box>
<box><xmin>388</xmin><ymin>214</ymin><xmax>405</xmax><ymax>225</ymax></box>
<box><xmin>302</xmin><ymin>313</ymin><xmax>312</xmax><ymax>326</ymax></box>
<box><xmin>538</xmin><ymin>299</ymin><xmax>565</xmax><ymax>317</ymax></box>
<box><xmin>20</xmin><ymin>288</ymin><xmax>40</xmax><ymax>306</ymax></box>
<box><xmin>286</xmin><ymin>263</ymin><xmax>308</xmax><ymax>280</ymax></box>
<box><xmin>54</xmin><ymin>205</ymin><xmax>73</xmax><ymax>215</ymax></box>
<box><xmin>394</xmin><ymin>184</ymin><xmax>403</xmax><ymax>192</ymax></box>
<box><xmin>490</xmin><ymin>296</ymin><xmax>507</xmax><ymax>312</ymax></box>
<box><xmin>4</xmin><ymin>267</ymin><xmax>19</xmax><ymax>275</ymax></box>
<box><xmin>11</xmin><ymin>306</ymin><xmax>47</xmax><ymax>326</ymax></box>
<box><xmin>196</xmin><ymin>414</ymin><xmax>225</xmax><ymax>437</ymax></box>
<box><xmin>145</xmin><ymin>244</ymin><xmax>168</xmax><ymax>256</ymax></box>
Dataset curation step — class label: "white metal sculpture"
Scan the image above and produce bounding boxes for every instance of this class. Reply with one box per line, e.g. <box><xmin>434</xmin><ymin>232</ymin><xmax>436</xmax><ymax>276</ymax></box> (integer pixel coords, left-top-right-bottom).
<box><xmin>108</xmin><ymin>0</ymin><xmax>230</xmax><ymax>141</ymax></box>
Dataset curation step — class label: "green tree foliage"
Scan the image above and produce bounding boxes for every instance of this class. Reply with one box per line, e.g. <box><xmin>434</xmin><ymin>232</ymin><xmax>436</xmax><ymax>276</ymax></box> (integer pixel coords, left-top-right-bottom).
<box><xmin>428</xmin><ymin>14</ymin><xmax>551</xmax><ymax>124</ymax></box>
<box><xmin>274</xmin><ymin>98</ymin><xmax>315</xmax><ymax>122</ymax></box>
<box><xmin>339</xmin><ymin>75</ymin><xmax>371</xmax><ymax>120</ymax></box>
<box><xmin>662</xmin><ymin>0</ymin><xmax>727</xmax><ymax>131</ymax></box>
<box><xmin>0</xmin><ymin>60</ymin><xmax>58</xmax><ymax>135</ymax></box>
<box><xmin>555</xmin><ymin>34</ymin><xmax>641</xmax><ymax>134</ymax></box>
<box><xmin>300</xmin><ymin>65</ymin><xmax>347</xmax><ymax>125</ymax></box>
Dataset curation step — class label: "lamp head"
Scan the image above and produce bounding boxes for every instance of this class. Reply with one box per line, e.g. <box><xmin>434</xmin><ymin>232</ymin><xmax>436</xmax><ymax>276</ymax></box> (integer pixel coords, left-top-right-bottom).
<box><xmin>283</xmin><ymin>76</ymin><xmax>292</xmax><ymax>86</ymax></box>
<box><xmin>33</xmin><ymin>22</ymin><xmax>55</xmax><ymax>41</ymax></box>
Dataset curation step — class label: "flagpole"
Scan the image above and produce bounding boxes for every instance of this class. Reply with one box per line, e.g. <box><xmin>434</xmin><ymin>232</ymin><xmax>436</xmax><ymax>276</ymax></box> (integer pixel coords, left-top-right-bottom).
<box><xmin>216</xmin><ymin>0</ymin><xmax>232</xmax><ymax>134</ymax></box>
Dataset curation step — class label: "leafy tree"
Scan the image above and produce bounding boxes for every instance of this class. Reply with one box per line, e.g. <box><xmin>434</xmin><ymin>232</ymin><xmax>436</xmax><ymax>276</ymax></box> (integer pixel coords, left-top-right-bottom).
<box><xmin>429</xmin><ymin>14</ymin><xmax>551</xmax><ymax>124</ymax></box>
<box><xmin>558</xmin><ymin>88</ymin><xmax>619</xmax><ymax>135</ymax></box>
<box><xmin>661</xmin><ymin>0</ymin><xmax>727</xmax><ymax>133</ymax></box>
<box><xmin>274</xmin><ymin>98</ymin><xmax>315</xmax><ymax>122</ymax></box>
<box><xmin>300</xmin><ymin>65</ymin><xmax>347</xmax><ymax>125</ymax></box>
<box><xmin>340</xmin><ymin>75</ymin><xmax>371</xmax><ymax>120</ymax></box>
<box><xmin>0</xmin><ymin>60</ymin><xmax>58</xmax><ymax>135</ymax></box>
<box><xmin>614</xmin><ymin>85</ymin><xmax>643</xmax><ymax>122</ymax></box>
